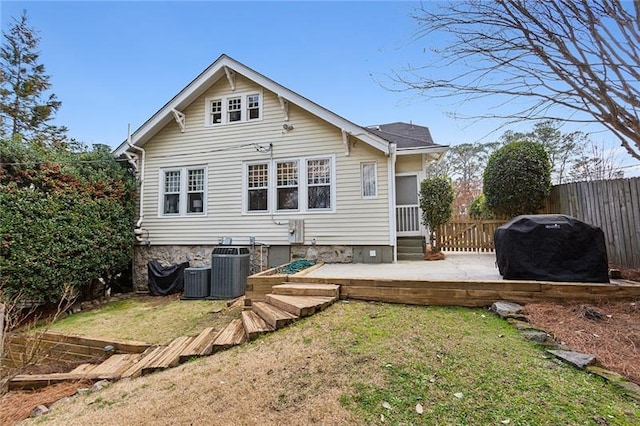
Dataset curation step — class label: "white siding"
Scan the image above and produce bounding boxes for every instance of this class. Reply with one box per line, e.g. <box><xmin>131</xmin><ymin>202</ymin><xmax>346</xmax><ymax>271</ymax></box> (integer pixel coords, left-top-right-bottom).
<box><xmin>140</xmin><ymin>75</ymin><xmax>390</xmax><ymax>246</ymax></box>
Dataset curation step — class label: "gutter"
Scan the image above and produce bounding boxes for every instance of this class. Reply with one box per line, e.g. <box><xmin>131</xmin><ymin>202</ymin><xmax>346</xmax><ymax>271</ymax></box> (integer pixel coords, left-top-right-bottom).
<box><xmin>125</xmin><ymin>124</ymin><xmax>147</xmax><ymax>243</ymax></box>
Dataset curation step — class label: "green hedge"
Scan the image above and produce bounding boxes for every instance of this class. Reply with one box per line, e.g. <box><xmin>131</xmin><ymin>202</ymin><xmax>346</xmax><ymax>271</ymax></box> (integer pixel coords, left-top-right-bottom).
<box><xmin>0</xmin><ymin>140</ymin><xmax>137</xmax><ymax>303</ymax></box>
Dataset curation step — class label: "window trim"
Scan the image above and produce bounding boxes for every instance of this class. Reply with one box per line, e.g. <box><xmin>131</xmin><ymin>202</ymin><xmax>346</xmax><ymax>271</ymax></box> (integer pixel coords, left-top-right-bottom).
<box><xmin>242</xmin><ymin>155</ymin><xmax>336</xmax><ymax>215</ymax></box>
<box><xmin>361</xmin><ymin>161</ymin><xmax>378</xmax><ymax>199</ymax></box>
<box><xmin>158</xmin><ymin>166</ymin><xmax>208</xmax><ymax>217</ymax></box>
<box><xmin>275</xmin><ymin>159</ymin><xmax>300</xmax><ymax>212</ymax></box>
<box><xmin>205</xmin><ymin>90</ymin><xmax>263</xmax><ymax>126</ymax></box>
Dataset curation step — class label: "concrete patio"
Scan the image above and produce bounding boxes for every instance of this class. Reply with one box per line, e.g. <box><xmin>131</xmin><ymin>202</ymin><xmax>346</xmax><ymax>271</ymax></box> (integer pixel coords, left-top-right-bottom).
<box><xmin>304</xmin><ymin>252</ymin><xmax>501</xmax><ymax>281</ymax></box>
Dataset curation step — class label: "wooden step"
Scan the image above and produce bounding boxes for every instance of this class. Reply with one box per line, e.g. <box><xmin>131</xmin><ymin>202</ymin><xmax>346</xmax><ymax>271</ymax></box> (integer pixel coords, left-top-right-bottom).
<box><xmin>241</xmin><ymin>310</ymin><xmax>274</xmax><ymax>340</ymax></box>
<box><xmin>179</xmin><ymin>327</ymin><xmax>221</xmax><ymax>362</ymax></box>
<box><xmin>212</xmin><ymin>319</ymin><xmax>247</xmax><ymax>351</ymax></box>
<box><xmin>140</xmin><ymin>336</ymin><xmax>195</xmax><ymax>376</ymax></box>
<box><xmin>265</xmin><ymin>294</ymin><xmax>335</xmax><ymax>317</ymax></box>
<box><xmin>271</xmin><ymin>283</ymin><xmax>340</xmax><ymax>298</ymax></box>
<box><xmin>92</xmin><ymin>353</ymin><xmax>143</xmax><ymax>380</ymax></box>
<box><xmin>9</xmin><ymin>372</ymin><xmax>93</xmax><ymax>391</ymax></box>
<box><xmin>121</xmin><ymin>346</ymin><xmax>163</xmax><ymax>379</ymax></box>
<box><xmin>252</xmin><ymin>302</ymin><xmax>298</xmax><ymax>329</ymax></box>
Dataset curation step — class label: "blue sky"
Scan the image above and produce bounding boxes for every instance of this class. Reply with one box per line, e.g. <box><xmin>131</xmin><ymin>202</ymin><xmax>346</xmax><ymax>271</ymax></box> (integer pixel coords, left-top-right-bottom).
<box><xmin>1</xmin><ymin>1</ymin><xmax>638</xmax><ymax>175</ymax></box>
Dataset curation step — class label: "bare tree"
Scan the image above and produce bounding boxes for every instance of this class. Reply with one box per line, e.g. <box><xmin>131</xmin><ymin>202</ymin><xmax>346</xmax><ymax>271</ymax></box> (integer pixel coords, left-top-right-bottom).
<box><xmin>398</xmin><ymin>0</ymin><xmax>640</xmax><ymax>161</ymax></box>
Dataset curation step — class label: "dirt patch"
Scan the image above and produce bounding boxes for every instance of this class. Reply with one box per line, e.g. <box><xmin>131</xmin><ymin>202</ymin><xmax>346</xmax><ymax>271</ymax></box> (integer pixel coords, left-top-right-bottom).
<box><xmin>525</xmin><ymin>299</ymin><xmax>640</xmax><ymax>384</ymax></box>
<box><xmin>0</xmin><ymin>382</ymin><xmax>87</xmax><ymax>425</ymax></box>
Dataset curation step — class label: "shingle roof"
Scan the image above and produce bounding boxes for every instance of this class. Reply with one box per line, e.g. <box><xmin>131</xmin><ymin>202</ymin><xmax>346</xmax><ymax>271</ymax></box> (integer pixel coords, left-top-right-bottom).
<box><xmin>366</xmin><ymin>122</ymin><xmax>441</xmax><ymax>150</ymax></box>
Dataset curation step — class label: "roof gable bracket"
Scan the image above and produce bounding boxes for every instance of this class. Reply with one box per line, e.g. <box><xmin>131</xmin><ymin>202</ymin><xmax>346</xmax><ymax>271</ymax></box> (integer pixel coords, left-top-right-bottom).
<box><xmin>224</xmin><ymin>66</ymin><xmax>236</xmax><ymax>91</ymax></box>
<box><xmin>342</xmin><ymin>129</ymin><xmax>350</xmax><ymax>157</ymax></box>
<box><xmin>278</xmin><ymin>95</ymin><xmax>289</xmax><ymax>121</ymax></box>
<box><xmin>171</xmin><ymin>109</ymin><xmax>186</xmax><ymax>132</ymax></box>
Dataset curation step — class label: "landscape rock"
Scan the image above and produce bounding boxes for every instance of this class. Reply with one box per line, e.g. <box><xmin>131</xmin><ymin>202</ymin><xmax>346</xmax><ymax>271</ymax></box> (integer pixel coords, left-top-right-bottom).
<box><xmin>30</xmin><ymin>405</ymin><xmax>49</xmax><ymax>418</ymax></box>
<box><xmin>547</xmin><ymin>349</ymin><xmax>596</xmax><ymax>369</ymax></box>
<box><xmin>491</xmin><ymin>301</ymin><xmax>524</xmax><ymax>318</ymax></box>
<box><xmin>75</xmin><ymin>388</ymin><xmax>90</xmax><ymax>396</ymax></box>
<box><xmin>520</xmin><ymin>329</ymin><xmax>549</xmax><ymax>344</ymax></box>
<box><xmin>92</xmin><ymin>380</ymin><xmax>110</xmax><ymax>392</ymax></box>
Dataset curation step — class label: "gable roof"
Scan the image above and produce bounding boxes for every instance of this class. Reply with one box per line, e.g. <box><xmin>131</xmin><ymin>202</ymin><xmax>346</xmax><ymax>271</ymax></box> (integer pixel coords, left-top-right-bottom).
<box><xmin>114</xmin><ymin>54</ymin><xmax>393</xmax><ymax>156</ymax></box>
<box><xmin>367</xmin><ymin>122</ymin><xmax>448</xmax><ymax>159</ymax></box>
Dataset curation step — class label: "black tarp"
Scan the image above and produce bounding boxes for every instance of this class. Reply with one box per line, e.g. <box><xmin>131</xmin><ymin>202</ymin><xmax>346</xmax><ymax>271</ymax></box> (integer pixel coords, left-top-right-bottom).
<box><xmin>494</xmin><ymin>214</ymin><xmax>609</xmax><ymax>283</ymax></box>
<box><xmin>147</xmin><ymin>260</ymin><xmax>190</xmax><ymax>296</ymax></box>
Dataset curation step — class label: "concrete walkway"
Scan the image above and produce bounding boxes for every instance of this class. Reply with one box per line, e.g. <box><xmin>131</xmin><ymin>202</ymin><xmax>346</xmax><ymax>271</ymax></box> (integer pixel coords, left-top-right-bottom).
<box><xmin>305</xmin><ymin>252</ymin><xmax>502</xmax><ymax>281</ymax></box>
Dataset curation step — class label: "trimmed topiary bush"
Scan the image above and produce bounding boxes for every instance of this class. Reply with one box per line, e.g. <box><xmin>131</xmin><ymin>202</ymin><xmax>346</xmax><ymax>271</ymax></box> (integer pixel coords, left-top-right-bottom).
<box><xmin>483</xmin><ymin>140</ymin><xmax>551</xmax><ymax>217</ymax></box>
<box><xmin>419</xmin><ymin>175</ymin><xmax>454</xmax><ymax>253</ymax></box>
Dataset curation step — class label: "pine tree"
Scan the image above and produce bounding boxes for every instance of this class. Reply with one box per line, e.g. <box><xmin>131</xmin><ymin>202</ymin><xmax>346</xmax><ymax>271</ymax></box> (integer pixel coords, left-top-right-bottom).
<box><xmin>0</xmin><ymin>10</ymin><xmax>66</xmax><ymax>143</ymax></box>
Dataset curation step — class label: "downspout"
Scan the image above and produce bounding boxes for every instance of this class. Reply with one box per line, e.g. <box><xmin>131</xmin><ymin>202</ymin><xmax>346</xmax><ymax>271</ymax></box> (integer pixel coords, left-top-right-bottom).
<box><xmin>387</xmin><ymin>143</ymin><xmax>398</xmax><ymax>263</ymax></box>
<box><xmin>126</xmin><ymin>124</ymin><xmax>146</xmax><ymax>242</ymax></box>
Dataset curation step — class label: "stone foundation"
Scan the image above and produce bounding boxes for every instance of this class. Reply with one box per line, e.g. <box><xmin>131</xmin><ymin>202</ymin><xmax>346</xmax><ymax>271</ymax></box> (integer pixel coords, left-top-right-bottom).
<box><xmin>134</xmin><ymin>244</ymin><xmax>391</xmax><ymax>292</ymax></box>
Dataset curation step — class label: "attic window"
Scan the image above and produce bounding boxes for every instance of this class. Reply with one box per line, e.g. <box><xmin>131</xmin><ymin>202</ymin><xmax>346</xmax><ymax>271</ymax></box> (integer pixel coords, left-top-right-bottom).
<box><xmin>205</xmin><ymin>91</ymin><xmax>262</xmax><ymax>126</ymax></box>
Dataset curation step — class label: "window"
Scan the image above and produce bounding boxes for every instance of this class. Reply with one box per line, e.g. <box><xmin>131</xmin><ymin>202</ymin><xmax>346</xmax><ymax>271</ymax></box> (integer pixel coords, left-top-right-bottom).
<box><xmin>187</xmin><ymin>169</ymin><xmax>205</xmax><ymax>213</ymax></box>
<box><xmin>206</xmin><ymin>92</ymin><xmax>262</xmax><ymax>126</ymax></box>
<box><xmin>307</xmin><ymin>159</ymin><xmax>331</xmax><ymax>209</ymax></box>
<box><xmin>244</xmin><ymin>156</ymin><xmax>334</xmax><ymax>214</ymax></box>
<box><xmin>160</xmin><ymin>167</ymin><xmax>207</xmax><ymax>216</ymax></box>
<box><xmin>247</xmin><ymin>94</ymin><xmax>260</xmax><ymax>120</ymax></box>
<box><xmin>228</xmin><ymin>97</ymin><xmax>242</xmax><ymax>122</ymax></box>
<box><xmin>361</xmin><ymin>162</ymin><xmax>377</xmax><ymax>198</ymax></box>
<box><xmin>210</xmin><ymin>99</ymin><xmax>222</xmax><ymax>124</ymax></box>
<box><xmin>276</xmin><ymin>161</ymin><xmax>299</xmax><ymax>210</ymax></box>
<box><xmin>247</xmin><ymin>163</ymin><xmax>268</xmax><ymax>211</ymax></box>
<box><xmin>163</xmin><ymin>170</ymin><xmax>181</xmax><ymax>214</ymax></box>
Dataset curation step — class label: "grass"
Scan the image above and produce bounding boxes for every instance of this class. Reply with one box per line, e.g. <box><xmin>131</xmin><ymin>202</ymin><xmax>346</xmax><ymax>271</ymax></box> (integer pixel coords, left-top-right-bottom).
<box><xmin>38</xmin><ymin>296</ymin><xmax>234</xmax><ymax>344</ymax></box>
<box><xmin>20</xmin><ymin>301</ymin><xmax>640</xmax><ymax>425</ymax></box>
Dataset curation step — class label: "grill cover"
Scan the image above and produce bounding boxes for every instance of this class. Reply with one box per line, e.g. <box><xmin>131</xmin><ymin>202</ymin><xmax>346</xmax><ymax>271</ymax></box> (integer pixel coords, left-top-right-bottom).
<box><xmin>148</xmin><ymin>260</ymin><xmax>190</xmax><ymax>295</ymax></box>
<box><xmin>494</xmin><ymin>215</ymin><xmax>609</xmax><ymax>283</ymax></box>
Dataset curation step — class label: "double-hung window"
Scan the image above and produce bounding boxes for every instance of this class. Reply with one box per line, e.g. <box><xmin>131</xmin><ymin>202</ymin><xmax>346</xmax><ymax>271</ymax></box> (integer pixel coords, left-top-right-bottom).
<box><xmin>307</xmin><ymin>158</ymin><xmax>331</xmax><ymax>210</ymax></box>
<box><xmin>247</xmin><ymin>163</ymin><xmax>269</xmax><ymax>212</ymax></box>
<box><xmin>361</xmin><ymin>162</ymin><xmax>377</xmax><ymax>198</ymax></box>
<box><xmin>276</xmin><ymin>161</ymin><xmax>299</xmax><ymax>211</ymax></box>
<box><xmin>160</xmin><ymin>166</ymin><xmax>207</xmax><ymax>216</ymax></box>
<box><xmin>206</xmin><ymin>91</ymin><xmax>261</xmax><ymax>126</ymax></box>
<box><xmin>244</xmin><ymin>156</ymin><xmax>334</xmax><ymax>214</ymax></box>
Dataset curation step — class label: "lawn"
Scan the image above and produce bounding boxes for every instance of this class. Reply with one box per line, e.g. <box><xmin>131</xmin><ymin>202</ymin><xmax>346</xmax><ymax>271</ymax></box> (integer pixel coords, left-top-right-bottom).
<box><xmin>21</xmin><ymin>301</ymin><xmax>639</xmax><ymax>425</ymax></box>
<box><xmin>38</xmin><ymin>295</ymin><xmax>236</xmax><ymax>344</ymax></box>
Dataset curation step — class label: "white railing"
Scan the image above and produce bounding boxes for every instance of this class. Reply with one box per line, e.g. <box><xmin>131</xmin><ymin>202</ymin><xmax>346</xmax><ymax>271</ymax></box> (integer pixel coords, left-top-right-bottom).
<box><xmin>396</xmin><ymin>205</ymin><xmax>420</xmax><ymax>233</ymax></box>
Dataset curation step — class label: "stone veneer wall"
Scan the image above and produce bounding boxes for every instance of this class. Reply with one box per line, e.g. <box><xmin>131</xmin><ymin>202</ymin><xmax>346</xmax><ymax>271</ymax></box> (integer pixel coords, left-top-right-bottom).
<box><xmin>133</xmin><ymin>244</ymin><xmax>377</xmax><ymax>292</ymax></box>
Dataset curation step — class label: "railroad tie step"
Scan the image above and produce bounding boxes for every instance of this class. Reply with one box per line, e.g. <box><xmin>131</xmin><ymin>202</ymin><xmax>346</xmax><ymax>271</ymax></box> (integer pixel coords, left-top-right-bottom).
<box><xmin>251</xmin><ymin>301</ymin><xmax>298</xmax><ymax>329</ymax></box>
<box><xmin>140</xmin><ymin>336</ymin><xmax>195</xmax><ymax>375</ymax></box>
<box><xmin>179</xmin><ymin>327</ymin><xmax>221</xmax><ymax>363</ymax></box>
<box><xmin>271</xmin><ymin>283</ymin><xmax>340</xmax><ymax>298</ymax></box>
<box><xmin>265</xmin><ymin>294</ymin><xmax>335</xmax><ymax>317</ymax></box>
<box><xmin>212</xmin><ymin>319</ymin><xmax>247</xmax><ymax>351</ymax></box>
<box><xmin>241</xmin><ymin>310</ymin><xmax>274</xmax><ymax>340</ymax></box>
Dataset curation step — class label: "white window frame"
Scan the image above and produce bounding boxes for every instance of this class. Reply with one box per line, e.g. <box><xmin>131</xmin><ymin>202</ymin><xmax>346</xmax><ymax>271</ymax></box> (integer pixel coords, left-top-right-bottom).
<box><xmin>159</xmin><ymin>166</ymin><xmax>208</xmax><ymax>217</ymax></box>
<box><xmin>275</xmin><ymin>159</ymin><xmax>300</xmax><ymax>212</ymax></box>
<box><xmin>361</xmin><ymin>161</ymin><xmax>378</xmax><ymax>199</ymax></box>
<box><xmin>244</xmin><ymin>161</ymin><xmax>270</xmax><ymax>213</ymax></box>
<box><xmin>305</xmin><ymin>157</ymin><xmax>333</xmax><ymax>211</ymax></box>
<box><xmin>242</xmin><ymin>155</ymin><xmax>336</xmax><ymax>214</ymax></box>
<box><xmin>205</xmin><ymin>90</ymin><xmax>263</xmax><ymax>126</ymax></box>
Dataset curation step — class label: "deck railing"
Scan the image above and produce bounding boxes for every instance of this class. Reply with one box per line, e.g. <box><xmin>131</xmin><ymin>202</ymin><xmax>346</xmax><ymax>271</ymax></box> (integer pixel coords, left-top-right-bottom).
<box><xmin>396</xmin><ymin>205</ymin><xmax>420</xmax><ymax>233</ymax></box>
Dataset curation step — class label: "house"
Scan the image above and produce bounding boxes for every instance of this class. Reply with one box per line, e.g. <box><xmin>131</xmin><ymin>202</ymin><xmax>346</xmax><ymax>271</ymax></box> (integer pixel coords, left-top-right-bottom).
<box><xmin>114</xmin><ymin>54</ymin><xmax>448</xmax><ymax>291</ymax></box>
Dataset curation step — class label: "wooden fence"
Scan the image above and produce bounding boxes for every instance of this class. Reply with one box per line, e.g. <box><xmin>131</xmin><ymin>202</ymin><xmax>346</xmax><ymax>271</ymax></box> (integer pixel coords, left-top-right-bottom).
<box><xmin>545</xmin><ymin>177</ymin><xmax>640</xmax><ymax>269</ymax></box>
<box><xmin>436</xmin><ymin>219</ymin><xmax>506</xmax><ymax>252</ymax></box>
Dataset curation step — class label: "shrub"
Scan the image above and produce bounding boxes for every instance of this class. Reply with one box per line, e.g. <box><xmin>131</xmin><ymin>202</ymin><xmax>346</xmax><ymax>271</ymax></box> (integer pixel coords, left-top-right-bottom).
<box><xmin>0</xmin><ymin>140</ymin><xmax>137</xmax><ymax>303</ymax></box>
<box><xmin>419</xmin><ymin>175</ymin><xmax>454</xmax><ymax>252</ymax></box>
<box><xmin>468</xmin><ymin>194</ymin><xmax>494</xmax><ymax>220</ymax></box>
<box><xmin>483</xmin><ymin>140</ymin><xmax>551</xmax><ymax>217</ymax></box>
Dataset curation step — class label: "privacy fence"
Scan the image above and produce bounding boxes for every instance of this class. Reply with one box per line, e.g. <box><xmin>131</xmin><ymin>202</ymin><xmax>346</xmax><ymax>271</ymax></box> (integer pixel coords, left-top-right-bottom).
<box><xmin>437</xmin><ymin>177</ymin><xmax>639</xmax><ymax>270</ymax></box>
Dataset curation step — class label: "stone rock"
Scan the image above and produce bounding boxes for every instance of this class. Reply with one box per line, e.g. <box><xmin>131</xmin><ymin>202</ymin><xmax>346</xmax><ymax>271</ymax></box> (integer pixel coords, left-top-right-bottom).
<box><xmin>30</xmin><ymin>405</ymin><xmax>49</xmax><ymax>418</ymax></box>
<box><xmin>506</xmin><ymin>318</ymin><xmax>537</xmax><ymax>330</ymax></box>
<box><xmin>491</xmin><ymin>301</ymin><xmax>524</xmax><ymax>318</ymax></box>
<box><xmin>75</xmin><ymin>388</ymin><xmax>90</xmax><ymax>396</ymax></box>
<box><xmin>547</xmin><ymin>349</ymin><xmax>596</xmax><ymax>369</ymax></box>
<box><xmin>92</xmin><ymin>380</ymin><xmax>110</xmax><ymax>392</ymax></box>
<box><xmin>520</xmin><ymin>329</ymin><xmax>549</xmax><ymax>344</ymax></box>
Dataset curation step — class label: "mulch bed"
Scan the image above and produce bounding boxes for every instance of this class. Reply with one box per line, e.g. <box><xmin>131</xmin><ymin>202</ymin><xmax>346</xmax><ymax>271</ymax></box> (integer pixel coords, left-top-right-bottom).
<box><xmin>525</xmin><ymin>299</ymin><xmax>640</xmax><ymax>385</ymax></box>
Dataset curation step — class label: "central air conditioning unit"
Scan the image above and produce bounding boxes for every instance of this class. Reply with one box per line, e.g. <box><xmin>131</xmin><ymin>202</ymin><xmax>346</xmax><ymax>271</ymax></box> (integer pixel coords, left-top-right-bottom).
<box><xmin>210</xmin><ymin>246</ymin><xmax>250</xmax><ymax>299</ymax></box>
<box><xmin>182</xmin><ymin>267</ymin><xmax>211</xmax><ymax>299</ymax></box>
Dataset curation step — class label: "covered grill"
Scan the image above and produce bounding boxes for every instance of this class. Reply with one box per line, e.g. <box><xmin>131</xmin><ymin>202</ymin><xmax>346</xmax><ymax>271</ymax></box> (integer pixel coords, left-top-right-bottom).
<box><xmin>494</xmin><ymin>214</ymin><xmax>609</xmax><ymax>283</ymax></box>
